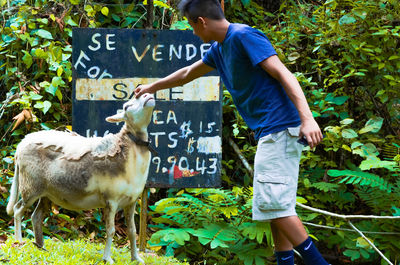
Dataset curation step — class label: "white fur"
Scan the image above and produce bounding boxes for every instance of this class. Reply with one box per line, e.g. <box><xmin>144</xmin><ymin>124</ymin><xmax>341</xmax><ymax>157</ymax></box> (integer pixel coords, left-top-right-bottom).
<box><xmin>7</xmin><ymin>93</ymin><xmax>155</xmax><ymax>264</ymax></box>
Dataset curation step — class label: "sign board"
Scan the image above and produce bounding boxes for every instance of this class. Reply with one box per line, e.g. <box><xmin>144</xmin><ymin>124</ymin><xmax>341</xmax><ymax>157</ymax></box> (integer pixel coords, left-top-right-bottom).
<box><xmin>72</xmin><ymin>28</ymin><xmax>221</xmax><ymax>188</ymax></box>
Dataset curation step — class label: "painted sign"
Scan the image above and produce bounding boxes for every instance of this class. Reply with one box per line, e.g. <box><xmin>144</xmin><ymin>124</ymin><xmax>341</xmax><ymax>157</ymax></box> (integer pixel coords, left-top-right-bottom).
<box><xmin>72</xmin><ymin>28</ymin><xmax>221</xmax><ymax>188</ymax></box>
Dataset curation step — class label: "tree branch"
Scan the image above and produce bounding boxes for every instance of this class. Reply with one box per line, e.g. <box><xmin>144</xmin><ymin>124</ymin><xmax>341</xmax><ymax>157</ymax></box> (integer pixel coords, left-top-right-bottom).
<box><xmin>228</xmin><ymin>137</ymin><xmax>254</xmax><ymax>177</ymax></box>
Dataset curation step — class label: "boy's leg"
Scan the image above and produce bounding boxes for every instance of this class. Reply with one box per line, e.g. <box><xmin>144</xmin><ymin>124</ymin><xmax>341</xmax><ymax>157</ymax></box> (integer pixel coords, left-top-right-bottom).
<box><xmin>270</xmin><ymin>221</ymin><xmax>294</xmax><ymax>251</ymax></box>
<box><xmin>271</xmin><ymin>216</ymin><xmax>329</xmax><ymax>265</ymax></box>
<box><xmin>271</xmin><ymin>216</ymin><xmax>308</xmax><ymax>247</ymax></box>
<box><xmin>252</xmin><ymin>127</ymin><xmax>328</xmax><ymax>264</ymax></box>
<box><xmin>271</xmin><ymin>222</ymin><xmax>295</xmax><ymax>265</ymax></box>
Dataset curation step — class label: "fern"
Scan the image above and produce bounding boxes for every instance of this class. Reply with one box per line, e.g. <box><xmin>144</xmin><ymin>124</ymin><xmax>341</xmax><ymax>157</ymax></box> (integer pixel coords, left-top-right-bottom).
<box><xmin>356</xmin><ymin>187</ymin><xmax>393</xmax><ymax>212</ymax></box>
<box><xmin>149</xmin><ymin>187</ymin><xmax>273</xmax><ymax>264</ymax></box>
<box><xmin>311</xmin><ymin>181</ymin><xmax>340</xmax><ymax>192</ymax></box>
<box><xmin>239</xmin><ymin>222</ymin><xmax>273</xmax><ymax>245</ymax></box>
<box><xmin>230</xmin><ymin>241</ymin><xmax>273</xmax><ymax>265</ymax></box>
<box><xmin>328</xmin><ymin>169</ymin><xmax>394</xmax><ymax>193</ymax></box>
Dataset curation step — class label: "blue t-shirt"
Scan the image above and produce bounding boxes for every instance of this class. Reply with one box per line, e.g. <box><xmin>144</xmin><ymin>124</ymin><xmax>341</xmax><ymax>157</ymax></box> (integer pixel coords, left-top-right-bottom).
<box><xmin>203</xmin><ymin>23</ymin><xmax>301</xmax><ymax>140</ymax></box>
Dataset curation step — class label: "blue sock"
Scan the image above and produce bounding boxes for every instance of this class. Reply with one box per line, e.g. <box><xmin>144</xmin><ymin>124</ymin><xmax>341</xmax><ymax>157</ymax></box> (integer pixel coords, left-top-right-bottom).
<box><xmin>275</xmin><ymin>250</ymin><xmax>294</xmax><ymax>265</ymax></box>
<box><xmin>294</xmin><ymin>237</ymin><xmax>329</xmax><ymax>265</ymax></box>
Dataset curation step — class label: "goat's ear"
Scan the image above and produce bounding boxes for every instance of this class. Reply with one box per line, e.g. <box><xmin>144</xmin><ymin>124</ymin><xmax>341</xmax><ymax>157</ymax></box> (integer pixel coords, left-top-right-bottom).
<box><xmin>105</xmin><ymin>112</ymin><xmax>125</xmax><ymax>123</ymax></box>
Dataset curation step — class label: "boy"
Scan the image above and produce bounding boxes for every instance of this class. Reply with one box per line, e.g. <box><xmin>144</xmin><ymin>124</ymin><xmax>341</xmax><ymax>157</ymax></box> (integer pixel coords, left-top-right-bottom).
<box><xmin>135</xmin><ymin>0</ymin><xmax>328</xmax><ymax>264</ymax></box>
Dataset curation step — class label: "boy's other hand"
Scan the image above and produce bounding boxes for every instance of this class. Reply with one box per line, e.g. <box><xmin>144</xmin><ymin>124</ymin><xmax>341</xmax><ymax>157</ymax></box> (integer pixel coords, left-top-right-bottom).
<box><xmin>135</xmin><ymin>84</ymin><xmax>155</xmax><ymax>98</ymax></box>
<box><xmin>299</xmin><ymin>119</ymin><xmax>323</xmax><ymax>149</ymax></box>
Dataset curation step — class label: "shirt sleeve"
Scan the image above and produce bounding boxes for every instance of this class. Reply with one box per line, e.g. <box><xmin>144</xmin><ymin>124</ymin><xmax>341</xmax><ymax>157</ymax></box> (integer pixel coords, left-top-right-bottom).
<box><xmin>202</xmin><ymin>42</ymin><xmax>217</xmax><ymax>69</ymax></box>
<box><xmin>237</xmin><ymin>27</ymin><xmax>277</xmax><ymax>67</ymax></box>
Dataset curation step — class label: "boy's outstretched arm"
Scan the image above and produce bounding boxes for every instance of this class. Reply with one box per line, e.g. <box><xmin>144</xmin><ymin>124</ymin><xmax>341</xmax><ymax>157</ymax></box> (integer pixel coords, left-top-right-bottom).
<box><xmin>135</xmin><ymin>59</ymin><xmax>214</xmax><ymax>98</ymax></box>
<box><xmin>259</xmin><ymin>55</ymin><xmax>323</xmax><ymax>148</ymax></box>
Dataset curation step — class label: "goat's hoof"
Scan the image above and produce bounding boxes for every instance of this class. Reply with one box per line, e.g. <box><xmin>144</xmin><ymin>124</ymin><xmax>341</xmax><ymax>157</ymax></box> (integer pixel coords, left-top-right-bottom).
<box><xmin>102</xmin><ymin>257</ymin><xmax>114</xmax><ymax>264</ymax></box>
<box><xmin>32</xmin><ymin>242</ymin><xmax>47</xmax><ymax>251</ymax></box>
<box><xmin>132</xmin><ymin>256</ymin><xmax>145</xmax><ymax>264</ymax></box>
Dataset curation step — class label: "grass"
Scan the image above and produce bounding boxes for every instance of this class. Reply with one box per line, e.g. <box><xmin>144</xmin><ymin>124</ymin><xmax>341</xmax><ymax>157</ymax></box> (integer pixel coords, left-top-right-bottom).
<box><xmin>0</xmin><ymin>236</ymin><xmax>189</xmax><ymax>265</ymax></box>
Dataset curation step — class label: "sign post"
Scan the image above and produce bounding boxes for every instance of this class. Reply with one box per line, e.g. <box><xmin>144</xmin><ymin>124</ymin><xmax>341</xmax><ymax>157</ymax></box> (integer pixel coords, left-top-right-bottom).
<box><xmin>72</xmin><ymin>28</ymin><xmax>222</xmax><ymax>251</ymax></box>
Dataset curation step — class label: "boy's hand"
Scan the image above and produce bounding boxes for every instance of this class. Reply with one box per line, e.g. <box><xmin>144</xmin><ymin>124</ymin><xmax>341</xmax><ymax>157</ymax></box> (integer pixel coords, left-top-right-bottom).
<box><xmin>135</xmin><ymin>84</ymin><xmax>155</xmax><ymax>98</ymax></box>
<box><xmin>299</xmin><ymin>119</ymin><xmax>323</xmax><ymax>149</ymax></box>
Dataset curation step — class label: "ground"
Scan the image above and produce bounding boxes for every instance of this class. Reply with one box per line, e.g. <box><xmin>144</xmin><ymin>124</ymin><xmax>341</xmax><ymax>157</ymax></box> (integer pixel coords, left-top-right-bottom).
<box><xmin>0</xmin><ymin>236</ymin><xmax>188</xmax><ymax>265</ymax></box>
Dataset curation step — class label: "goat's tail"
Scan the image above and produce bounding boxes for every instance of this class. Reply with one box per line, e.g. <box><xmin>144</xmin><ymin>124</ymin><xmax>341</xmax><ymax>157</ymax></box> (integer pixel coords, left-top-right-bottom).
<box><xmin>6</xmin><ymin>162</ymin><xmax>19</xmax><ymax>216</ymax></box>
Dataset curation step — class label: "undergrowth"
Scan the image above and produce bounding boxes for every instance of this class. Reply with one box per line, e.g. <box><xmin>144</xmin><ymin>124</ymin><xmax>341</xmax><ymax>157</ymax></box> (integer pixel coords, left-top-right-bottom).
<box><xmin>0</xmin><ymin>236</ymin><xmax>188</xmax><ymax>265</ymax></box>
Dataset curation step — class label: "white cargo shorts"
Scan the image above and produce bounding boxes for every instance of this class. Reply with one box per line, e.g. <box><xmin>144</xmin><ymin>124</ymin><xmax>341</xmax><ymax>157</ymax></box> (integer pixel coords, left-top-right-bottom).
<box><xmin>252</xmin><ymin>126</ymin><xmax>303</xmax><ymax>221</ymax></box>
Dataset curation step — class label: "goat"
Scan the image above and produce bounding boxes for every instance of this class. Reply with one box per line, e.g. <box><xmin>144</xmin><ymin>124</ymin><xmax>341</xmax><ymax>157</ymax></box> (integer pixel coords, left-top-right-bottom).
<box><xmin>6</xmin><ymin>93</ymin><xmax>156</xmax><ymax>264</ymax></box>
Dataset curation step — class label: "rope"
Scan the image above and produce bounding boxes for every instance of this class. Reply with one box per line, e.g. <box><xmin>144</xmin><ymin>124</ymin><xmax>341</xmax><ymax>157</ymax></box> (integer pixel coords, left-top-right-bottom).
<box><xmin>297</xmin><ymin>202</ymin><xmax>400</xmax><ymax>219</ymax></box>
<box><xmin>297</xmin><ymin>202</ymin><xmax>398</xmax><ymax>264</ymax></box>
<box><xmin>302</xmin><ymin>221</ymin><xmax>400</xmax><ymax>235</ymax></box>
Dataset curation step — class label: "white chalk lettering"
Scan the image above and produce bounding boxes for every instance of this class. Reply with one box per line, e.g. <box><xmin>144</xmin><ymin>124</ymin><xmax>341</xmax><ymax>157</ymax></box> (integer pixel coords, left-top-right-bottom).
<box><xmin>166</xmin><ymin>110</ymin><xmax>178</xmax><ymax>124</ymax></box>
<box><xmin>206</xmin><ymin>122</ymin><xmax>216</xmax><ymax>133</ymax></box>
<box><xmin>186</xmin><ymin>44</ymin><xmax>197</xmax><ymax>61</ymax></box>
<box><xmin>153</xmin><ymin>110</ymin><xmax>164</xmax><ymax>125</ymax></box>
<box><xmin>106</xmin><ymin>34</ymin><xmax>116</xmax><ymax>50</ymax></box>
<box><xmin>196</xmin><ymin>157</ymin><xmax>206</xmax><ymax>174</ymax></box>
<box><xmin>187</xmin><ymin>137</ymin><xmax>196</xmax><ymax>154</ymax></box>
<box><xmin>178</xmin><ymin>157</ymin><xmax>189</xmax><ymax>170</ymax></box>
<box><xmin>207</xmin><ymin>158</ymin><xmax>218</xmax><ymax>174</ymax></box>
<box><xmin>180</xmin><ymin>121</ymin><xmax>193</xmax><ymax>139</ymax></box>
<box><xmin>151</xmin><ymin>155</ymin><xmax>219</xmax><ymax>176</ymax></box>
<box><xmin>152</xmin><ymin>156</ymin><xmax>161</xmax><ymax>173</ymax></box>
<box><xmin>88</xmin><ymin>33</ymin><xmax>101</xmax><ymax>51</ymax></box>
<box><xmin>87</xmin><ymin>66</ymin><xmax>100</xmax><ymax>78</ymax></box>
<box><xmin>132</xmin><ymin>44</ymin><xmax>151</xmax><ymax>62</ymax></box>
<box><xmin>152</xmin><ymin>44</ymin><xmax>164</xmax><ymax>62</ymax></box>
<box><xmin>98</xmin><ymin>69</ymin><xmax>112</xmax><ymax>80</ymax></box>
<box><xmin>74</xmin><ymin>50</ymin><xmax>90</xmax><ymax>70</ymax></box>
<box><xmin>168</xmin><ymin>156</ymin><xmax>177</xmax><ymax>167</ymax></box>
<box><xmin>168</xmin><ymin>132</ymin><xmax>178</xmax><ymax>148</ymax></box>
<box><xmin>150</xmin><ymin>132</ymin><xmax>166</xmax><ymax>147</ymax></box>
<box><xmin>169</xmin><ymin>44</ymin><xmax>182</xmax><ymax>60</ymax></box>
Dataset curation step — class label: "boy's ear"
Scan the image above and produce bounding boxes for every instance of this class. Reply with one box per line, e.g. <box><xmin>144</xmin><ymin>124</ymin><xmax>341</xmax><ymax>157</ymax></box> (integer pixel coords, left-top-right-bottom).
<box><xmin>198</xmin><ymin>16</ymin><xmax>207</xmax><ymax>26</ymax></box>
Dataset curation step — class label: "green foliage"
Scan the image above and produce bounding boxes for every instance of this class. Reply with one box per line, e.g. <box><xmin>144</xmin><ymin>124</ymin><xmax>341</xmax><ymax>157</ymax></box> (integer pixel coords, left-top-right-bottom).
<box><xmin>148</xmin><ymin>188</ymin><xmax>274</xmax><ymax>264</ymax></box>
<box><xmin>328</xmin><ymin>169</ymin><xmax>394</xmax><ymax>192</ymax></box>
<box><xmin>1</xmin><ymin>0</ymin><xmax>400</xmax><ymax>264</ymax></box>
<box><xmin>0</xmin><ymin>236</ymin><xmax>188</xmax><ymax>264</ymax></box>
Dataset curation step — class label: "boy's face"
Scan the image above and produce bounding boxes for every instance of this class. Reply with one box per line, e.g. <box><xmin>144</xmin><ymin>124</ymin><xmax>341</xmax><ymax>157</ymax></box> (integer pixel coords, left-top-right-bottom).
<box><xmin>188</xmin><ymin>17</ymin><xmax>211</xmax><ymax>43</ymax></box>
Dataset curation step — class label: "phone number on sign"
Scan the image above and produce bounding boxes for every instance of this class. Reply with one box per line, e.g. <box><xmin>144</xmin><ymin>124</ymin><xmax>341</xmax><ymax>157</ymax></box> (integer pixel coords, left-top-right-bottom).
<box><xmin>151</xmin><ymin>156</ymin><xmax>218</xmax><ymax>179</ymax></box>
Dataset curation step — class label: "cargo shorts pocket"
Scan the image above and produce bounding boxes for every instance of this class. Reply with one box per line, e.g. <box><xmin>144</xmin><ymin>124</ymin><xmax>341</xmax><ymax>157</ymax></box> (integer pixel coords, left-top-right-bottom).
<box><xmin>286</xmin><ymin>127</ymin><xmax>303</xmax><ymax>158</ymax></box>
<box><xmin>255</xmin><ymin>174</ymin><xmax>291</xmax><ymax>211</ymax></box>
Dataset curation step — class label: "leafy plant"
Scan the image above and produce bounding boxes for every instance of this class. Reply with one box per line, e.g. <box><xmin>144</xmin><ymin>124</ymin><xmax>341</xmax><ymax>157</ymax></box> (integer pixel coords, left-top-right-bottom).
<box><xmin>148</xmin><ymin>188</ymin><xmax>275</xmax><ymax>264</ymax></box>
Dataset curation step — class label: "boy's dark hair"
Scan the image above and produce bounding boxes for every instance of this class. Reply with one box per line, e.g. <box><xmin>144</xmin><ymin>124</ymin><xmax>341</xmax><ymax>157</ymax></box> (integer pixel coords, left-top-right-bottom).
<box><xmin>178</xmin><ymin>0</ymin><xmax>225</xmax><ymax>22</ymax></box>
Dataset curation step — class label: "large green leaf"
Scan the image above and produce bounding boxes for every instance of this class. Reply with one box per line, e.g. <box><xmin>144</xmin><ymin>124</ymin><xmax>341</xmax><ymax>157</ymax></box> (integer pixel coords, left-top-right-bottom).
<box><xmin>190</xmin><ymin>224</ymin><xmax>238</xmax><ymax>249</ymax></box>
<box><xmin>241</xmin><ymin>0</ymin><xmax>251</xmax><ymax>7</ymax></box>
<box><xmin>329</xmin><ymin>96</ymin><xmax>349</xmax><ymax>105</ymax></box>
<box><xmin>359</xmin><ymin>117</ymin><xmax>384</xmax><ymax>134</ymax></box>
<box><xmin>341</xmin><ymin>128</ymin><xmax>358</xmax><ymax>139</ymax></box>
<box><xmin>339</xmin><ymin>14</ymin><xmax>356</xmax><ymax>25</ymax></box>
<box><xmin>34</xmin><ymin>29</ymin><xmax>53</xmax><ymax>39</ymax></box>
<box><xmin>22</xmin><ymin>51</ymin><xmax>32</xmax><ymax>68</ymax></box>
<box><xmin>240</xmin><ymin>222</ymin><xmax>271</xmax><ymax>244</ymax></box>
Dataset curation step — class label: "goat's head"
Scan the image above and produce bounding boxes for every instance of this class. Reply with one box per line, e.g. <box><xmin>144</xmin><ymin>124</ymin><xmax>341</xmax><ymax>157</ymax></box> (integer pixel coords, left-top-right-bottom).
<box><xmin>106</xmin><ymin>93</ymin><xmax>155</xmax><ymax>132</ymax></box>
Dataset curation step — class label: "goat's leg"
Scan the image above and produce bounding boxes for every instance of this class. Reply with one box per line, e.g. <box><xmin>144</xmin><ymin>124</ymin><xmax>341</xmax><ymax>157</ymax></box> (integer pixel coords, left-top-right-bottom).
<box><xmin>13</xmin><ymin>200</ymin><xmax>25</xmax><ymax>241</ymax></box>
<box><xmin>102</xmin><ymin>201</ymin><xmax>118</xmax><ymax>264</ymax></box>
<box><xmin>14</xmin><ymin>196</ymin><xmax>37</xmax><ymax>241</ymax></box>
<box><xmin>124</xmin><ymin>202</ymin><xmax>144</xmax><ymax>264</ymax></box>
<box><xmin>31</xmin><ymin>197</ymin><xmax>50</xmax><ymax>249</ymax></box>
